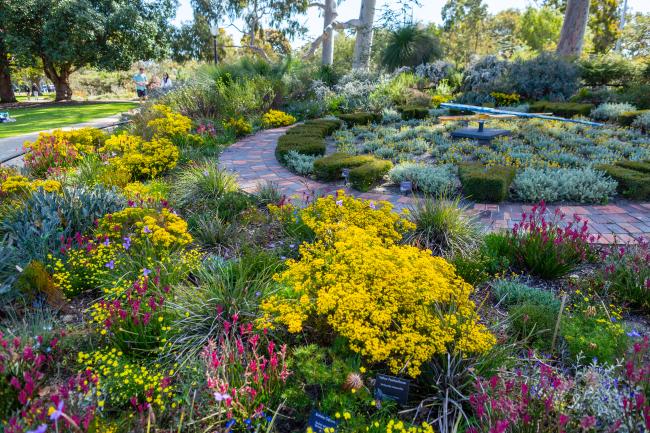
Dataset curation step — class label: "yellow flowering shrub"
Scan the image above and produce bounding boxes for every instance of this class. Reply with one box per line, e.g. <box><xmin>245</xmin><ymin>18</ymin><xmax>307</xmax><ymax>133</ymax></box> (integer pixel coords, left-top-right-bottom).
<box><xmin>146</xmin><ymin>104</ymin><xmax>192</xmax><ymax>138</ymax></box>
<box><xmin>262</xmin><ymin>109</ymin><xmax>297</xmax><ymax>128</ymax></box>
<box><xmin>262</xmin><ymin>192</ymin><xmax>494</xmax><ymax>377</ymax></box>
<box><xmin>97</xmin><ymin>207</ymin><xmax>192</xmax><ymax>251</ymax></box>
<box><xmin>224</xmin><ymin>116</ymin><xmax>252</xmax><ymax>137</ymax></box>
<box><xmin>269</xmin><ymin>191</ymin><xmax>414</xmax><ymax>243</ymax></box>
<box><xmin>77</xmin><ymin>348</ymin><xmax>174</xmax><ymax>412</ymax></box>
<box><xmin>123</xmin><ymin>180</ymin><xmax>169</xmax><ymax>202</ymax></box>
<box><xmin>100</xmin><ymin>132</ymin><xmax>179</xmax><ymax>179</ymax></box>
<box><xmin>0</xmin><ymin>175</ymin><xmax>61</xmax><ymax>196</ymax></box>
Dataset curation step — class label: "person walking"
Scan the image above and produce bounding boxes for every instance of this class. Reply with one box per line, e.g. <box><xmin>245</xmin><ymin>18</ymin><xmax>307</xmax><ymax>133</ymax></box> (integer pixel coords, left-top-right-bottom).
<box><xmin>133</xmin><ymin>67</ymin><xmax>148</xmax><ymax>102</ymax></box>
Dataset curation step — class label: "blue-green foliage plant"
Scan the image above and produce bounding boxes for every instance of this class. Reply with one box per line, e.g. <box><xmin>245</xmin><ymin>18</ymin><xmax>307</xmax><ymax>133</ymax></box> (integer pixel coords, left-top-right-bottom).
<box><xmin>511</xmin><ymin>167</ymin><xmax>617</xmax><ymax>203</ymax></box>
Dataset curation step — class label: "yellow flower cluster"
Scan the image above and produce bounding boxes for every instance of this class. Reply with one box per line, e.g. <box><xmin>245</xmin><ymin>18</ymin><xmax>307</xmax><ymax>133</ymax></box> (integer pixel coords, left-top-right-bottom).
<box><xmin>270</xmin><ymin>191</ymin><xmax>414</xmax><ymax>244</ymax></box>
<box><xmin>98</xmin><ymin>207</ymin><xmax>193</xmax><ymax>250</ymax></box>
<box><xmin>224</xmin><ymin>116</ymin><xmax>252</xmax><ymax>137</ymax></box>
<box><xmin>382</xmin><ymin>420</ymin><xmax>435</xmax><ymax>433</ymax></box>
<box><xmin>146</xmin><ymin>104</ymin><xmax>192</xmax><ymax>138</ymax></box>
<box><xmin>49</xmin><ymin>243</ymin><xmax>116</xmax><ymax>298</ymax></box>
<box><xmin>77</xmin><ymin>348</ymin><xmax>174</xmax><ymax>412</ymax></box>
<box><xmin>123</xmin><ymin>181</ymin><xmax>169</xmax><ymax>202</ymax></box>
<box><xmin>0</xmin><ymin>175</ymin><xmax>61</xmax><ymax>196</ymax></box>
<box><xmin>100</xmin><ymin>132</ymin><xmax>179</xmax><ymax>179</ymax></box>
<box><xmin>262</xmin><ymin>109</ymin><xmax>296</xmax><ymax>128</ymax></box>
<box><xmin>263</xmin><ymin>193</ymin><xmax>494</xmax><ymax>377</ymax></box>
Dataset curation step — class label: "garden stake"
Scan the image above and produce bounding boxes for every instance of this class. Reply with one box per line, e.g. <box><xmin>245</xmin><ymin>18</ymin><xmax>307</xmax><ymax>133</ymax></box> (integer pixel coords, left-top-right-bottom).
<box><xmin>551</xmin><ymin>294</ymin><xmax>568</xmax><ymax>352</ymax></box>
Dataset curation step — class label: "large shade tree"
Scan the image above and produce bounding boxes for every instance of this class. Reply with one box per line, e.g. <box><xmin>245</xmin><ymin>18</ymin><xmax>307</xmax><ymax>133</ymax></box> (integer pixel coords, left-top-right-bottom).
<box><xmin>1</xmin><ymin>0</ymin><xmax>174</xmax><ymax>101</ymax></box>
<box><xmin>549</xmin><ymin>0</ymin><xmax>622</xmax><ymax>53</ymax></box>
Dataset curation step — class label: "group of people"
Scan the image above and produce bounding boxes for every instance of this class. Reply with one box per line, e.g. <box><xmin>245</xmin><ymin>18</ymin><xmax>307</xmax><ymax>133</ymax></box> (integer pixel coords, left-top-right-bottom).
<box><xmin>132</xmin><ymin>67</ymin><xmax>173</xmax><ymax>102</ymax></box>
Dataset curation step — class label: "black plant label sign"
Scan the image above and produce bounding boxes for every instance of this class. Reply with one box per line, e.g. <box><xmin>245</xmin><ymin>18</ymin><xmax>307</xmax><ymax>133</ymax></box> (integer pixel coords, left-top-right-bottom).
<box><xmin>374</xmin><ymin>374</ymin><xmax>410</xmax><ymax>405</ymax></box>
<box><xmin>307</xmin><ymin>410</ymin><xmax>338</xmax><ymax>433</ymax></box>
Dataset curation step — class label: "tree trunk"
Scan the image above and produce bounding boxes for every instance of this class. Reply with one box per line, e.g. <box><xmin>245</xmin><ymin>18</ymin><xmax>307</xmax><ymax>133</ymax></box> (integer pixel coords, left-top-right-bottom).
<box><xmin>352</xmin><ymin>0</ymin><xmax>377</xmax><ymax>70</ymax></box>
<box><xmin>321</xmin><ymin>0</ymin><xmax>337</xmax><ymax>66</ymax></box>
<box><xmin>0</xmin><ymin>63</ymin><xmax>16</xmax><ymax>103</ymax></box>
<box><xmin>556</xmin><ymin>0</ymin><xmax>591</xmax><ymax>57</ymax></box>
<box><xmin>0</xmin><ymin>38</ymin><xmax>16</xmax><ymax>103</ymax></box>
<box><xmin>42</xmin><ymin>59</ymin><xmax>73</xmax><ymax>101</ymax></box>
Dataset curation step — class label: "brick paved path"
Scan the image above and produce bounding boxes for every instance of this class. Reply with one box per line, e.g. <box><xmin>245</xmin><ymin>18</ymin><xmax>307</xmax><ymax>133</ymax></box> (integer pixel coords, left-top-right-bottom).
<box><xmin>220</xmin><ymin>127</ymin><xmax>650</xmax><ymax>243</ymax></box>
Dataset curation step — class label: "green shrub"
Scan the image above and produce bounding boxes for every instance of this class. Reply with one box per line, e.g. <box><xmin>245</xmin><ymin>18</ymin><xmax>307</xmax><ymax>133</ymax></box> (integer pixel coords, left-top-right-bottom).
<box><xmin>276</xmin><ymin>135</ymin><xmax>326</xmax><ymax>161</ymax></box>
<box><xmin>632</xmin><ymin>111</ymin><xmax>650</xmax><ymax>130</ymax></box>
<box><xmin>510</xmin><ymin>302</ymin><xmax>558</xmax><ymax>350</ymax></box>
<box><xmin>617</xmin><ymin>110</ymin><xmax>650</xmax><ymax>127</ymax></box>
<box><xmin>398</xmin><ymin>105</ymin><xmax>429</xmax><ymax>120</ymax></box>
<box><xmin>313</xmin><ymin>152</ymin><xmax>375</xmax><ymax>181</ymax></box>
<box><xmin>405</xmin><ymin>194</ymin><xmax>483</xmax><ymax>259</ymax></box>
<box><xmin>458</xmin><ymin>164</ymin><xmax>516</xmax><ymax>203</ymax></box>
<box><xmin>578</xmin><ymin>55</ymin><xmax>638</xmax><ymax>87</ymax></box>
<box><xmin>591</xmin><ymin>102</ymin><xmax>637</xmax><ymax>121</ymax></box>
<box><xmin>284</xmin><ymin>151</ymin><xmax>317</xmax><ymax>175</ymax></box>
<box><xmin>337</xmin><ymin>112</ymin><xmax>381</xmax><ymax>126</ymax></box>
<box><xmin>561</xmin><ymin>311</ymin><xmax>628</xmax><ymax>364</ymax></box>
<box><xmin>214</xmin><ymin>191</ymin><xmax>255</xmax><ymax>222</ymax></box>
<box><xmin>492</xmin><ymin>280</ymin><xmax>560</xmax><ymax>311</ymax></box>
<box><xmin>511</xmin><ymin>167</ymin><xmax>617</xmax><ymax>203</ymax></box>
<box><xmin>596</xmin><ymin>164</ymin><xmax>650</xmax><ymax>200</ymax></box>
<box><xmin>388</xmin><ymin>163</ymin><xmax>458</xmax><ymax>195</ymax></box>
<box><xmin>349</xmin><ymin>159</ymin><xmax>393</xmax><ymax>192</ymax></box>
<box><xmin>529</xmin><ymin>101</ymin><xmax>594</xmax><ymax>118</ymax></box>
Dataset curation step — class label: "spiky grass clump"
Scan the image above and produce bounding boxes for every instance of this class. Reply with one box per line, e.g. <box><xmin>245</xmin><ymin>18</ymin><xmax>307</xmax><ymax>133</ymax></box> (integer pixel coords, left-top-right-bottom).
<box><xmin>171</xmin><ymin>160</ymin><xmax>239</xmax><ymax>211</ymax></box>
<box><xmin>406</xmin><ymin>194</ymin><xmax>483</xmax><ymax>259</ymax></box>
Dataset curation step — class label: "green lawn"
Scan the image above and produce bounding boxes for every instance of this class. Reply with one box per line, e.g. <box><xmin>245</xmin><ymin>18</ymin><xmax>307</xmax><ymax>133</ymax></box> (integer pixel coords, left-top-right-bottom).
<box><xmin>0</xmin><ymin>101</ymin><xmax>137</xmax><ymax>138</ymax></box>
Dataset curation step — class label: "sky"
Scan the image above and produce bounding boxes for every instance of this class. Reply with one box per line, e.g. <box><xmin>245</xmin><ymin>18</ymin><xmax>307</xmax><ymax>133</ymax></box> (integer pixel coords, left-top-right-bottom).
<box><xmin>173</xmin><ymin>0</ymin><xmax>650</xmax><ymax>45</ymax></box>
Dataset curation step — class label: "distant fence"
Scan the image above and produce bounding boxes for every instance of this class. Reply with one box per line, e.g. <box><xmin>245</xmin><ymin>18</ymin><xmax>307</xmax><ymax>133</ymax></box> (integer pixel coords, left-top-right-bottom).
<box><xmin>0</xmin><ymin>120</ymin><xmax>131</xmax><ymax>166</ymax></box>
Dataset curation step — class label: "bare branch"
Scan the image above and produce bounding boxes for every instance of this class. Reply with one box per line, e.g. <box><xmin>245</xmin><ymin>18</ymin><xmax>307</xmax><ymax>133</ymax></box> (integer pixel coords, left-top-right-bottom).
<box><xmin>301</xmin><ymin>17</ymin><xmax>362</xmax><ymax>60</ymax></box>
<box><xmin>308</xmin><ymin>2</ymin><xmax>326</xmax><ymax>8</ymax></box>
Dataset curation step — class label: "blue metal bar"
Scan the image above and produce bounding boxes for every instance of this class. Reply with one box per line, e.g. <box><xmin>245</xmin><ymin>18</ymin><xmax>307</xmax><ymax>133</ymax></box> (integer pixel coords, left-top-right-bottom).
<box><xmin>440</xmin><ymin>103</ymin><xmax>604</xmax><ymax>127</ymax></box>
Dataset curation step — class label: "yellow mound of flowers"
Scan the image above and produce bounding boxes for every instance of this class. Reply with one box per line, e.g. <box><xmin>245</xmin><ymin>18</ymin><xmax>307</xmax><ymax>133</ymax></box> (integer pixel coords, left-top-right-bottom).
<box><xmin>263</xmin><ymin>191</ymin><xmax>495</xmax><ymax>377</ymax></box>
<box><xmin>100</xmin><ymin>133</ymin><xmax>179</xmax><ymax>179</ymax></box>
<box><xmin>262</xmin><ymin>109</ymin><xmax>296</xmax><ymax>128</ymax></box>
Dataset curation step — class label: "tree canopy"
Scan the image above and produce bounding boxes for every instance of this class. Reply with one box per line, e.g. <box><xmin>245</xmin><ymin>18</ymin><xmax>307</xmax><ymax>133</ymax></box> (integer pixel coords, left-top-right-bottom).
<box><xmin>1</xmin><ymin>0</ymin><xmax>174</xmax><ymax>100</ymax></box>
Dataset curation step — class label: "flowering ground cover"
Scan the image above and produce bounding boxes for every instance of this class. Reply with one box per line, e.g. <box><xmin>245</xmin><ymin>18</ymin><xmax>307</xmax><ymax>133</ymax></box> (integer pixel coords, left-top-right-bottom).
<box><xmin>1</xmin><ymin>98</ymin><xmax>649</xmax><ymax>433</ymax></box>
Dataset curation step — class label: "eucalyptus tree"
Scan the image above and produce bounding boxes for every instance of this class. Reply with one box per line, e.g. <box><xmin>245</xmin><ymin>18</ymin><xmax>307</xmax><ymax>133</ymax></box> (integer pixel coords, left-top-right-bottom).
<box><xmin>192</xmin><ymin>0</ymin><xmax>309</xmax><ymax>60</ymax></box>
<box><xmin>556</xmin><ymin>0</ymin><xmax>591</xmax><ymax>56</ymax></box>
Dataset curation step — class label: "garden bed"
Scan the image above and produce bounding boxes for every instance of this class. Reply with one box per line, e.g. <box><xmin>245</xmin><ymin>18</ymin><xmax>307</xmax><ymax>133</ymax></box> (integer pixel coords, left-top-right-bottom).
<box><xmin>278</xmin><ymin>113</ymin><xmax>650</xmax><ymax>205</ymax></box>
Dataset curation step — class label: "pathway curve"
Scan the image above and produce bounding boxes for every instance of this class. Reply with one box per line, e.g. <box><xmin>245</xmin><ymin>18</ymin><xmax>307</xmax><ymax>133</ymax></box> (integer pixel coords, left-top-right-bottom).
<box><xmin>0</xmin><ymin>113</ymin><xmax>125</xmax><ymax>167</ymax></box>
<box><xmin>220</xmin><ymin>127</ymin><xmax>650</xmax><ymax>243</ymax></box>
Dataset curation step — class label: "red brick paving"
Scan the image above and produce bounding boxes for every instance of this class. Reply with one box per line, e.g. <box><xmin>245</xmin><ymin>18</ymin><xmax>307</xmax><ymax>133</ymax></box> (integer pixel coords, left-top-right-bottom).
<box><xmin>220</xmin><ymin>127</ymin><xmax>650</xmax><ymax>244</ymax></box>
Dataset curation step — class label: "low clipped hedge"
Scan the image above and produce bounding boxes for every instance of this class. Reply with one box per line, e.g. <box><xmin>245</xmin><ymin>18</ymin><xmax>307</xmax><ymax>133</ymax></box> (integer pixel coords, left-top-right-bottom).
<box><xmin>304</xmin><ymin>118</ymin><xmax>343</xmax><ymax>135</ymax></box>
<box><xmin>616</xmin><ymin>160</ymin><xmax>650</xmax><ymax>174</ymax></box>
<box><xmin>276</xmin><ymin>119</ymin><xmax>342</xmax><ymax>162</ymax></box>
<box><xmin>529</xmin><ymin>101</ymin><xmax>594</xmax><ymax>118</ymax></box>
<box><xmin>398</xmin><ymin>106</ymin><xmax>429</xmax><ymax>120</ymax></box>
<box><xmin>276</xmin><ymin>135</ymin><xmax>326</xmax><ymax>161</ymax></box>
<box><xmin>459</xmin><ymin>163</ymin><xmax>516</xmax><ymax>203</ymax></box>
<box><xmin>313</xmin><ymin>152</ymin><xmax>375</xmax><ymax>181</ymax></box>
<box><xmin>618</xmin><ymin>110</ymin><xmax>650</xmax><ymax>127</ymax></box>
<box><xmin>349</xmin><ymin>159</ymin><xmax>393</xmax><ymax>192</ymax></box>
<box><xmin>597</xmin><ymin>162</ymin><xmax>650</xmax><ymax>200</ymax></box>
<box><xmin>337</xmin><ymin>112</ymin><xmax>382</xmax><ymax>126</ymax></box>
